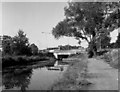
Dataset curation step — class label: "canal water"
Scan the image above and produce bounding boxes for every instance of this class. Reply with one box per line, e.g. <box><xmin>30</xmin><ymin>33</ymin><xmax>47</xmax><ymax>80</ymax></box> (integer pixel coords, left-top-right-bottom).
<box><xmin>2</xmin><ymin>60</ymin><xmax>69</xmax><ymax>91</ymax></box>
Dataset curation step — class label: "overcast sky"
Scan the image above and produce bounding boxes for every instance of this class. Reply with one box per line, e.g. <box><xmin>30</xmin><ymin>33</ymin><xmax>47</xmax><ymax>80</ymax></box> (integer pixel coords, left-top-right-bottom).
<box><xmin>1</xmin><ymin>2</ymin><xmax>119</xmax><ymax>49</ymax></box>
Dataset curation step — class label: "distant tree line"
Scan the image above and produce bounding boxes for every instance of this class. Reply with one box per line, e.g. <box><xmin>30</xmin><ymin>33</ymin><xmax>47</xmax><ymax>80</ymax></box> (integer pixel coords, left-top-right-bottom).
<box><xmin>46</xmin><ymin>45</ymin><xmax>83</xmax><ymax>50</ymax></box>
<box><xmin>2</xmin><ymin>30</ymin><xmax>39</xmax><ymax>56</ymax></box>
<box><xmin>58</xmin><ymin>45</ymin><xmax>82</xmax><ymax>50</ymax></box>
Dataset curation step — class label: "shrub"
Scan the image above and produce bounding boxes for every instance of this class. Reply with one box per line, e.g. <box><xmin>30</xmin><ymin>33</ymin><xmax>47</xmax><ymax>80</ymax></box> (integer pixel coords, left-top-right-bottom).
<box><xmin>103</xmin><ymin>49</ymin><xmax>119</xmax><ymax>69</ymax></box>
<box><xmin>110</xmin><ymin>49</ymin><xmax>119</xmax><ymax>68</ymax></box>
<box><xmin>2</xmin><ymin>55</ymin><xmax>50</xmax><ymax>68</ymax></box>
<box><xmin>103</xmin><ymin>52</ymin><xmax>112</xmax><ymax>62</ymax></box>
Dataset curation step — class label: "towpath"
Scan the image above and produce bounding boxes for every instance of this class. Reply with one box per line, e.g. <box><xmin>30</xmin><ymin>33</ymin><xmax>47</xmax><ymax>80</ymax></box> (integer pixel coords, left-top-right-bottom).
<box><xmin>86</xmin><ymin>58</ymin><xmax>118</xmax><ymax>90</ymax></box>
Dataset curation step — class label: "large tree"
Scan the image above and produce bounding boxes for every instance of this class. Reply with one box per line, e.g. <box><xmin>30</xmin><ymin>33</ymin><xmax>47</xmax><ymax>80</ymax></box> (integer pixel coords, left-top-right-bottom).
<box><xmin>52</xmin><ymin>2</ymin><xmax>119</xmax><ymax>56</ymax></box>
<box><xmin>12</xmin><ymin>30</ymin><xmax>31</xmax><ymax>55</ymax></box>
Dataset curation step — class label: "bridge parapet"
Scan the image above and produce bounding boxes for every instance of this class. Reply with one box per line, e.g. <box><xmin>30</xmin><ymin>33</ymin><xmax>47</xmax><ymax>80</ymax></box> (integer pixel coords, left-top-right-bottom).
<box><xmin>52</xmin><ymin>49</ymin><xmax>84</xmax><ymax>60</ymax></box>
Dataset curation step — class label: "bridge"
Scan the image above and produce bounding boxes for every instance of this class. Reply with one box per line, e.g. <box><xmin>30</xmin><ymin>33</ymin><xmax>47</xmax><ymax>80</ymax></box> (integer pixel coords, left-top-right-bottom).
<box><xmin>49</xmin><ymin>49</ymin><xmax>85</xmax><ymax>60</ymax></box>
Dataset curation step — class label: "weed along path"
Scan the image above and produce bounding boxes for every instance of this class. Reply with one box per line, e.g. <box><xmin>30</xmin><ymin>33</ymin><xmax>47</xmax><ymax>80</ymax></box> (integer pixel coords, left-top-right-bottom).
<box><xmin>86</xmin><ymin>58</ymin><xmax>118</xmax><ymax>90</ymax></box>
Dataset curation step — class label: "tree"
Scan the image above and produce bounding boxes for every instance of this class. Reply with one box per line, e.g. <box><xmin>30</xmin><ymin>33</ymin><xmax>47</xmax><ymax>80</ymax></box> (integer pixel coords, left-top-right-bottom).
<box><xmin>101</xmin><ymin>36</ymin><xmax>111</xmax><ymax>49</ymax></box>
<box><xmin>52</xmin><ymin>2</ymin><xmax>119</xmax><ymax>57</ymax></box>
<box><xmin>12</xmin><ymin>30</ymin><xmax>31</xmax><ymax>55</ymax></box>
<box><xmin>30</xmin><ymin>43</ymin><xmax>38</xmax><ymax>55</ymax></box>
<box><xmin>2</xmin><ymin>35</ymin><xmax>13</xmax><ymax>55</ymax></box>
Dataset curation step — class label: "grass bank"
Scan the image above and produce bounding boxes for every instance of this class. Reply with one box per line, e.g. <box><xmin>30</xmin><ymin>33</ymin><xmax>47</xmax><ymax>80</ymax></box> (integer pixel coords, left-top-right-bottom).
<box><xmin>2</xmin><ymin>58</ymin><xmax>56</xmax><ymax>73</ymax></box>
<box><xmin>50</xmin><ymin>54</ymin><xmax>91</xmax><ymax>90</ymax></box>
<box><xmin>103</xmin><ymin>49</ymin><xmax>119</xmax><ymax>69</ymax></box>
<box><xmin>2</xmin><ymin>53</ymin><xmax>55</xmax><ymax>68</ymax></box>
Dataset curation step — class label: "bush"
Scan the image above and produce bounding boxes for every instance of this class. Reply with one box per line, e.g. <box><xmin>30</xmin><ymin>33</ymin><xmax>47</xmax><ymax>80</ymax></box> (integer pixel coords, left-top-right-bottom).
<box><xmin>103</xmin><ymin>49</ymin><xmax>119</xmax><ymax>69</ymax></box>
<box><xmin>110</xmin><ymin>49</ymin><xmax>119</xmax><ymax>68</ymax></box>
<box><xmin>103</xmin><ymin>53</ymin><xmax>112</xmax><ymax>62</ymax></box>
<box><xmin>2</xmin><ymin>55</ymin><xmax>50</xmax><ymax>68</ymax></box>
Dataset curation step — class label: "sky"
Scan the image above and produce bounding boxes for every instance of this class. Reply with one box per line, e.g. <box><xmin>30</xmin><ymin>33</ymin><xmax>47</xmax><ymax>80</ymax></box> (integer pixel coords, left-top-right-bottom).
<box><xmin>110</xmin><ymin>28</ymin><xmax>119</xmax><ymax>43</ymax></box>
<box><xmin>1</xmin><ymin>1</ymin><xmax>119</xmax><ymax>49</ymax></box>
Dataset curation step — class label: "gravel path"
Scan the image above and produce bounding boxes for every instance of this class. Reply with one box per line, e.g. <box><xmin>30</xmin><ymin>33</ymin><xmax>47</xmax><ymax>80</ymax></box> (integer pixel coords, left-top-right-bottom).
<box><xmin>86</xmin><ymin>58</ymin><xmax>118</xmax><ymax>90</ymax></box>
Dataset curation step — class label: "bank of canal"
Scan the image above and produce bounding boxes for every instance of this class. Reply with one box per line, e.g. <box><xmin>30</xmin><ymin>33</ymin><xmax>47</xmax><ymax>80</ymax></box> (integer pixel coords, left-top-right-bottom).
<box><xmin>51</xmin><ymin>53</ymin><xmax>89</xmax><ymax>90</ymax></box>
<box><xmin>2</xmin><ymin>59</ymin><xmax>69</xmax><ymax>91</ymax></box>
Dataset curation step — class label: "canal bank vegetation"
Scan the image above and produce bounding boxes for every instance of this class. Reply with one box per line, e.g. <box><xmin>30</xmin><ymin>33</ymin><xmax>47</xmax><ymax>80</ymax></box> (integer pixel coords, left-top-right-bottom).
<box><xmin>101</xmin><ymin>33</ymin><xmax>120</xmax><ymax>69</ymax></box>
<box><xmin>2</xmin><ymin>55</ymin><xmax>55</xmax><ymax>68</ymax></box>
<box><xmin>103</xmin><ymin>49</ymin><xmax>119</xmax><ymax>69</ymax></box>
<box><xmin>1</xmin><ymin>30</ymin><xmax>55</xmax><ymax>68</ymax></box>
<box><xmin>50</xmin><ymin>54</ymin><xmax>91</xmax><ymax>90</ymax></box>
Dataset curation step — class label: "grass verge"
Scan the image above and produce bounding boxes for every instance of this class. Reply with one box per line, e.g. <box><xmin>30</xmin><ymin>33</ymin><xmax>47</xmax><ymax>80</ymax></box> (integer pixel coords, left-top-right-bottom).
<box><xmin>50</xmin><ymin>54</ymin><xmax>91</xmax><ymax>90</ymax></box>
<box><xmin>103</xmin><ymin>49</ymin><xmax>119</xmax><ymax>69</ymax></box>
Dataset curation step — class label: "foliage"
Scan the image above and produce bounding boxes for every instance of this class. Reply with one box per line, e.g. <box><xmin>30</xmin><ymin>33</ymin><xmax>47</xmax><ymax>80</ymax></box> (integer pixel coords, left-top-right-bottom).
<box><xmin>2</xmin><ymin>35</ymin><xmax>13</xmax><ymax>55</ymax></box>
<box><xmin>2</xmin><ymin>55</ymin><xmax>50</xmax><ymax>68</ymax></box>
<box><xmin>101</xmin><ymin>36</ymin><xmax>111</xmax><ymax>49</ymax></box>
<box><xmin>12</xmin><ymin>30</ymin><xmax>31</xmax><ymax>55</ymax></box>
<box><xmin>2</xmin><ymin>30</ymin><xmax>38</xmax><ymax>56</ymax></box>
<box><xmin>103</xmin><ymin>52</ymin><xmax>112</xmax><ymax>62</ymax></box>
<box><xmin>59</xmin><ymin>45</ymin><xmax>78</xmax><ymax>50</ymax></box>
<box><xmin>109</xmin><ymin>42</ymin><xmax>116</xmax><ymax>48</ymax></box>
<box><xmin>30</xmin><ymin>43</ymin><xmax>38</xmax><ymax>55</ymax></box>
<box><xmin>115</xmin><ymin>32</ymin><xmax>120</xmax><ymax>48</ymax></box>
<box><xmin>103</xmin><ymin>49</ymin><xmax>119</xmax><ymax>69</ymax></box>
<box><xmin>52</xmin><ymin>2</ymin><xmax>120</xmax><ymax>56</ymax></box>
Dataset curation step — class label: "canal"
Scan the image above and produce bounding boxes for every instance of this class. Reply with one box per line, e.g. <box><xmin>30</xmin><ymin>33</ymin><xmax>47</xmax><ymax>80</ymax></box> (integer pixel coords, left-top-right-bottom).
<box><xmin>2</xmin><ymin>60</ymin><xmax>69</xmax><ymax>91</ymax></box>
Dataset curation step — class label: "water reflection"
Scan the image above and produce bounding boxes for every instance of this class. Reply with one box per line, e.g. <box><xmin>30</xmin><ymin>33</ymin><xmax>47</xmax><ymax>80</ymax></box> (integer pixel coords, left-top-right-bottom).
<box><xmin>46</xmin><ymin>60</ymin><xmax>68</xmax><ymax>71</ymax></box>
<box><xmin>2</xmin><ymin>60</ymin><xmax>69</xmax><ymax>91</ymax></box>
<box><xmin>2</xmin><ymin>68</ymin><xmax>32</xmax><ymax>91</ymax></box>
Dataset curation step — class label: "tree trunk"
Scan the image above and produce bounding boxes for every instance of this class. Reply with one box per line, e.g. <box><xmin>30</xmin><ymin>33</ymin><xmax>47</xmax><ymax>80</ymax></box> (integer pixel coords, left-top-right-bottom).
<box><xmin>88</xmin><ymin>32</ymin><xmax>97</xmax><ymax>58</ymax></box>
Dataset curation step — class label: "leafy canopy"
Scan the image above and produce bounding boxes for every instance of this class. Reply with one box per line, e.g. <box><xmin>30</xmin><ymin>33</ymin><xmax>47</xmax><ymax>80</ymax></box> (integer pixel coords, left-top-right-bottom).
<box><xmin>52</xmin><ymin>2</ymin><xmax>119</xmax><ymax>45</ymax></box>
